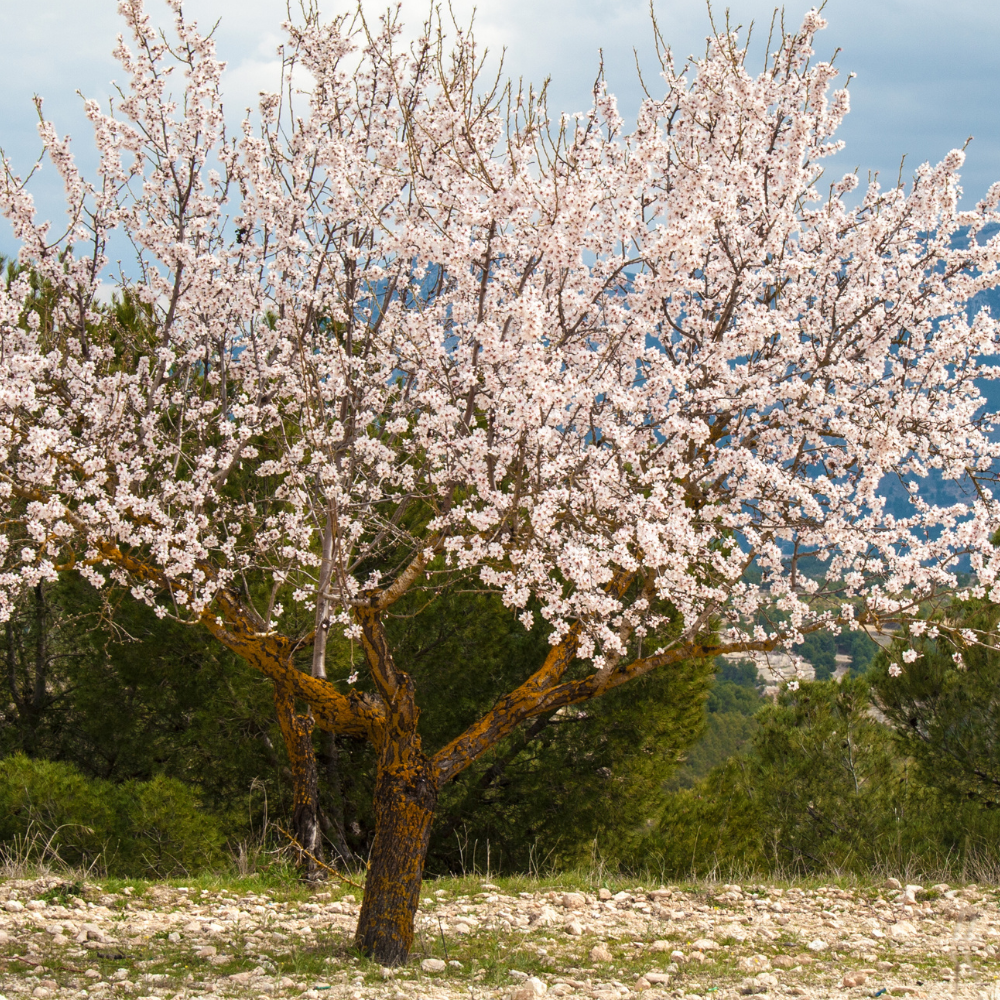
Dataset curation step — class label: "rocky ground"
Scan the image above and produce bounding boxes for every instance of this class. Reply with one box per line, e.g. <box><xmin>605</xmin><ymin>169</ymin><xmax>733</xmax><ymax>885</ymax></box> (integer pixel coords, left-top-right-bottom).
<box><xmin>0</xmin><ymin>875</ymin><xmax>998</xmax><ymax>1000</ymax></box>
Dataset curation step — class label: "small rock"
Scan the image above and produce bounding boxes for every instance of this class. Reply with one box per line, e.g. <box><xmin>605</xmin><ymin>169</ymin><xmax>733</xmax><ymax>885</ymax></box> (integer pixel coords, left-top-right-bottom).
<box><xmin>634</xmin><ymin>977</ymin><xmax>651</xmax><ymax>991</ymax></box>
<box><xmin>843</xmin><ymin>972</ymin><xmax>868</xmax><ymax>987</ymax></box>
<box><xmin>279</xmin><ymin>978</ymin><xmax>297</xmax><ymax>988</ymax></box>
<box><xmin>562</xmin><ymin>892</ymin><xmax>587</xmax><ymax>910</ymax></box>
<box><xmin>692</xmin><ymin>938</ymin><xmax>718</xmax><ymax>951</ymax></box>
<box><xmin>670</xmin><ymin>950</ymin><xmax>685</xmax><ymax>962</ymax></box>
<box><xmin>3</xmin><ymin>900</ymin><xmax>23</xmax><ymax>912</ymax></box>
<box><xmin>772</xmin><ymin>955</ymin><xmax>796</xmax><ymax>969</ymax></box>
<box><xmin>807</xmin><ymin>938</ymin><xmax>828</xmax><ymax>952</ymax></box>
<box><xmin>565</xmin><ymin>919</ymin><xmax>583</xmax><ymax>936</ymax></box>
<box><xmin>883</xmin><ymin>878</ymin><xmax>902</xmax><ymax>890</ymax></box>
<box><xmin>421</xmin><ymin>958</ymin><xmax>446</xmax><ymax>972</ymax></box>
<box><xmin>590</xmin><ymin>944</ymin><xmax>613</xmax><ymax>963</ymax></box>
<box><xmin>598</xmin><ymin>888</ymin><xmax>612</xmax><ymax>901</ymax></box>
<box><xmin>648</xmin><ymin>940</ymin><xmax>672</xmax><ymax>952</ymax></box>
<box><xmin>644</xmin><ymin>973</ymin><xmax>670</xmax><ymax>984</ymax></box>
<box><xmin>525</xmin><ymin>977</ymin><xmax>547</xmax><ymax>995</ymax></box>
<box><xmin>931</xmin><ymin>882</ymin><xmax>950</xmax><ymax>893</ymax></box>
<box><xmin>167</xmin><ymin>931</ymin><xmax>180</xmax><ymax>942</ymax></box>
<box><xmin>229</xmin><ymin>972</ymin><xmax>254</xmax><ymax>984</ymax></box>
<box><xmin>688</xmin><ymin>950</ymin><xmax>706</xmax><ymax>962</ymax></box>
<box><xmin>196</xmin><ymin>946</ymin><xmax>217</xmax><ymax>958</ymax></box>
<box><xmin>25</xmin><ymin>900</ymin><xmax>46</xmax><ymax>911</ymax></box>
<box><xmin>889</xmin><ymin>988</ymin><xmax>919</xmax><ymax>997</ymax></box>
<box><xmin>738</xmin><ymin>955</ymin><xmax>771</xmax><ymax>972</ymax></box>
<box><xmin>448</xmin><ymin>961</ymin><xmax>463</xmax><ymax>969</ymax></box>
<box><xmin>888</xmin><ymin>921</ymin><xmax>916</xmax><ymax>941</ymax></box>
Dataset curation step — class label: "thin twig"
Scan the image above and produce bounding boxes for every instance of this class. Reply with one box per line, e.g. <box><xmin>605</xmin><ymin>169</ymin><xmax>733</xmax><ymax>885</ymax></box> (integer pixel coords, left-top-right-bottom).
<box><xmin>276</xmin><ymin>825</ymin><xmax>365</xmax><ymax>889</ymax></box>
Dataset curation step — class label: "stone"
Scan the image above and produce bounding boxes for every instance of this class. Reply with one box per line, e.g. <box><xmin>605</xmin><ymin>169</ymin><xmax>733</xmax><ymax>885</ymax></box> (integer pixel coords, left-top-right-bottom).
<box><xmin>196</xmin><ymin>946</ymin><xmax>217</xmax><ymax>958</ymax></box>
<box><xmin>420</xmin><ymin>958</ymin><xmax>446</xmax><ymax>972</ymax></box>
<box><xmin>691</xmin><ymin>937</ymin><xmax>718</xmax><ymax>951</ymax></box>
<box><xmin>670</xmin><ymin>950</ymin><xmax>686</xmax><ymax>962</ymax></box>
<box><xmin>648</xmin><ymin>940</ymin><xmax>672</xmax><ymax>952</ymax></box>
<box><xmin>688</xmin><ymin>950</ymin><xmax>706</xmax><ymax>962</ymax></box>
<box><xmin>883</xmin><ymin>878</ymin><xmax>902</xmax><ymax>890</ymax></box>
<box><xmin>598</xmin><ymin>888</ymin><xmax>612</xmax><ymax>901</ymax></box>
<box><xmin>643</xmin><ymin>973</ymin><xmax>670</xmax><ymax>984</ymax></box>
<box><xmin>634</xmin><ymin>977</ymin><xmax>651</xmax><ymax>991</ymax></box>
<box><xmin>167</xmin><ymin>932</ymin><xmax>180</xmax><ymax>942</ymax></box>
<box><xmin>525</xmin><ymin>976</ymin><xmax>547</xmax><ymax>995</ymax></box>
<box><xmin>931</xmin><ymin>883</ymin><xmax>950</xmax><ymax>893</ymax></box>
<box><xmin>3</xmin><ymin>900</ymin><xmax>23</xmax><ymax>912</ymax></box>
<box><xmin>565</xmin><ymin>920</ymin><xmax>583</xmax><ymax>936</ymax></box>
<box><xmin>772</xmin><ymin>955</ymin><xmax>796</xmax><ymax>969</ymax></box>
<box><xmin>738</xmin><ymin>955</ymin><xmax>771</xmax><ymax>972</ymax></box>
<box><xmin>888</xmin><ymin>921</ymin><xmax>916</xmax><ymax>941</ymax></box>
<box><xmin>562</xmin><ymin>892</ymin><xmax>587</xmax><ymax>910</ymax></box>
<box><xmin>843</xmin><ymin>972</ymin><xmax>868</xmax><ymax>987</ymax></box>
<box><xmin>806</xmin><ymin>938</ymin><xmax>828</xmax><ymax>952</ymax></box>
<box><xmin>589</xmin><ymin>944</ymin><xmax>613</xmax><ymax>963</ymax></box>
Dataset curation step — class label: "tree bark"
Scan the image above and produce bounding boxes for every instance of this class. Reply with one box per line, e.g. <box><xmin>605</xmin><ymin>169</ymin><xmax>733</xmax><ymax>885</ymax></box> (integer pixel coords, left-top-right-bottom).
<box><xmin>354</xmin><ymin>756</ymin><xmax>439</xmax><ymax>965</ymax></box>
<box><xmin>273</xmin><ymin>679</ymin><xmax>324</xmax><ymax>879</ymax></box>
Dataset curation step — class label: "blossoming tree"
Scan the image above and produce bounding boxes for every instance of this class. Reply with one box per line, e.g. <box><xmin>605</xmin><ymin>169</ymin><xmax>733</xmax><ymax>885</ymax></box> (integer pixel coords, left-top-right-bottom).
<box><xmin>4</xmin><ymin>0</ymin><xmax>1000</xmax><ymax>964</ymax></box>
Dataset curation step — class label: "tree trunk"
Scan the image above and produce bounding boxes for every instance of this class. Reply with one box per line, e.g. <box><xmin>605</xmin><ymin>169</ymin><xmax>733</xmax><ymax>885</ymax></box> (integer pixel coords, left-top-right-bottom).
<box><xmin>273</xmin><ymin>680</ymin><xmax>324</xmax><ymax>879</ymax></box>
<box><xmin>354</xmin><ymin>757</ymin><xmax>439</xmax><ymax>965</ymax></box>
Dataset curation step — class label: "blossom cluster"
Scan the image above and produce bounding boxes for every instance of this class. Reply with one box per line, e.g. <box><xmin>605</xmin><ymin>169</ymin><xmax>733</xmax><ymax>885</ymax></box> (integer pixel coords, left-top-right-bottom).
<box><xmin>2</xmin><ymin>1</ymin><xmax>1000</xmax><ymax>673</ymax></box>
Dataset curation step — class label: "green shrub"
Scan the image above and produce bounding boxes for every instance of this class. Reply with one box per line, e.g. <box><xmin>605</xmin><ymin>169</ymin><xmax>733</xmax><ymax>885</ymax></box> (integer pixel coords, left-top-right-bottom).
<box><xmin>0</xmin><ymin>754</ymin><xmax>227</xmax><ymax>876</ymax></box>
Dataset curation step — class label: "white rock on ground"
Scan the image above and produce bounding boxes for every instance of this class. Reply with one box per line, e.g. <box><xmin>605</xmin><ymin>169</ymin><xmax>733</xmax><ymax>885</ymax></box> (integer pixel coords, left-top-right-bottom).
<box><xmin>0</xmin><ymin>877</ymin><xmax>999</xmax><ymax>999</ymax></box>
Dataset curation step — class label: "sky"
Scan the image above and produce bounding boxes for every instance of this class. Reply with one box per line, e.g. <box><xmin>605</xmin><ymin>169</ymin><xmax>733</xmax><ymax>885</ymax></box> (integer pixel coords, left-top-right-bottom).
<box><xmin>1</xmin><ymin>0</ymin><xmax>999</xmax><ymax>258</ymax></box>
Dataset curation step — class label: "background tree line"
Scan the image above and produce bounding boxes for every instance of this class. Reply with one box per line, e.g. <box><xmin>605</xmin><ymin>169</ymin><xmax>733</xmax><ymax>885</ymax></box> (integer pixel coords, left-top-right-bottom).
<box><xmin>6</xmin><ymin>566</ymin><xmax>1000</xmax><ymax>881</ymax></box>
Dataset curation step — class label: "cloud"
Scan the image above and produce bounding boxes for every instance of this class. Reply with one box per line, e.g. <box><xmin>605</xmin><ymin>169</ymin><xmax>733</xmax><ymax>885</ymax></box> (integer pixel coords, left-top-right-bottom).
<box><xmin>2</xmin><ymin>0</ymin><xmax>999</xmax><ymax>259</ymax></box>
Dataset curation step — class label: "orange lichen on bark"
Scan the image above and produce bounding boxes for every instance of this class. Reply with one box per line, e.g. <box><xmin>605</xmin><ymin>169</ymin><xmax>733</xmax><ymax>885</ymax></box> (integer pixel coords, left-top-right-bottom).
<box><xmin>273</xmin><ymin>676</ymin><xmax>323</xmax><ymax>876</ymax></box>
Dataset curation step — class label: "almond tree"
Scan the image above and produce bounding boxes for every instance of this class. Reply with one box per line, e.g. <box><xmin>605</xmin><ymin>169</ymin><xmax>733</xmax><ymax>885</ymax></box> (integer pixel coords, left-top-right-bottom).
<box><xmin>3</xmin><ymin>0</ymin><xmax>1000</xmax><ymax>964</ymax></box>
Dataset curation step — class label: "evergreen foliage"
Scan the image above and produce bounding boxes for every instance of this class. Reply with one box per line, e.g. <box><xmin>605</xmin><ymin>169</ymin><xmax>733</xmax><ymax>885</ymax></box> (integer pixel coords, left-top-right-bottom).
<box><xmin>870</xmin><ymin>600</ymin><xmax>1000</xmax><ymax>805</ymax></box>
<box><xmin>0</xmin><ymin>755</ymin><xmax>227</xmax><ymax>876</ymax></box>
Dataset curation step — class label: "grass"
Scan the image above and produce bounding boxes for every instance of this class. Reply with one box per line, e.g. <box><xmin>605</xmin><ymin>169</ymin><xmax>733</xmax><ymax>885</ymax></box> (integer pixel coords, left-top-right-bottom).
<box><xmin>2</xmin><ymin>869</ymin><xmax>1000</xmax><ymax>996</ymax></box>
